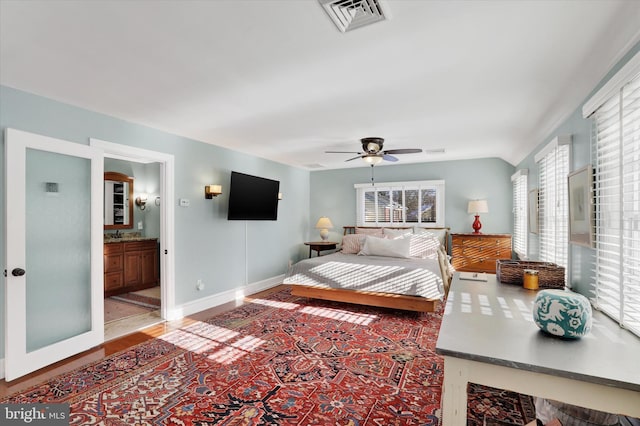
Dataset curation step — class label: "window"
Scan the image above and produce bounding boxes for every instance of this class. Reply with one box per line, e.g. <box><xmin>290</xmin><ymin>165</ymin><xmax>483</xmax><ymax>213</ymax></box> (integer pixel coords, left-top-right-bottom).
<box><xmin>511</xmin><ymin>169</ymin><xmax>528</xmax><ymax>259</ymax></box>
<box><xmin>589</xmin><ymin>68</ymin><xmax>640</xmax><ymax>337</ymax></box>
<box><xmin>535</xmin><ymin>136</ymin><xmax>570</xmax><ymax>271</ymax></box>
<box><xmin>355</xmin><ymin>180</ymin><xmax>445</xmax><ymax>227</ymax></box>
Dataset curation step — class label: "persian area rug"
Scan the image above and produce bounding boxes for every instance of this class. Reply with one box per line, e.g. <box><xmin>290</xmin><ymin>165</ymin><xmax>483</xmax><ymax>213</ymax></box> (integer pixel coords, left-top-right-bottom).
<box><xmin>467</xmin><ymin>382</ymin><xmax>536</xmax><ymax>426</ymax></box>
<box><xmin>3</xmin><ymin>288</ymin><xmax>534</xmax><ymax>425</ymax></box>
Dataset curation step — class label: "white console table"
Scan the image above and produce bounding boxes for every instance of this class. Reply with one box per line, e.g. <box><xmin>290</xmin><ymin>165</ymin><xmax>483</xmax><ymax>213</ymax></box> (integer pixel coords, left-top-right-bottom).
<box><xmin>435</xmin><ymin>273</ymin><xmax>640</xmax><ymax>425</ymax></box>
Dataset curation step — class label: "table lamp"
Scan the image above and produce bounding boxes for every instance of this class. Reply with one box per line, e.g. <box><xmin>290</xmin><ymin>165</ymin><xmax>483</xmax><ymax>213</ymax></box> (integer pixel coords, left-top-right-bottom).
<box><xmin>315</xmin><ymin>216</ymin><xmax>334</xmax><ymax>241</ymax></box>
<box><xmin>468</xmin><ymin>200</ymin><xmax>488</xmax><ymax>234</ymax></box>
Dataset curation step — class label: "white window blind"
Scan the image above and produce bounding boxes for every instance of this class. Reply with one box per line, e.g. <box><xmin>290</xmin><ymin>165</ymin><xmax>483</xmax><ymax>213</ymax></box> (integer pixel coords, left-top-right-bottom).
<box><xmin>591</xmin><ymin>72</ymin><xmax>640</xmax><ymax>337</ymax></box>
<box><xmin>511</xmin><ymin>169</ymin><xmax>528</xmax><ymax>259</ymax></box>
<box><xmin>537</xmin><ymin>138</ymin><xmax>570</xmax><ymax>271</ymax></box>
<box><xmin>355</xmin><ymin>180</ymin><xmax>445</xmax><ymax>227</ymax></box>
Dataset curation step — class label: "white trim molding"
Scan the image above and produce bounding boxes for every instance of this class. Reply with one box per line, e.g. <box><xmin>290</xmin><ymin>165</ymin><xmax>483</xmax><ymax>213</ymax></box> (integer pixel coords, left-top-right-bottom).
<box><xmin>511</xmin><ymin>168</ymin><xmax>528</xmax><ymax>181</ymax></box>
<box><xmin>169</xmin><ymin>275</ymin><xmax>285</xmax><ymax>320</ymax></box>
<box><xmin>534</xmin><ymin>135</ymin><xmax>572</xmax><ymax>163</ymax></box>
<box><xmin>89</xmin><ymin>138</ymin><xmax>176</xmax><ymax>322</ymax></box>
<box><xmin>583</xmin><ymin>50</ymin><xmax>640</xmax><ymax>118</ymax></box>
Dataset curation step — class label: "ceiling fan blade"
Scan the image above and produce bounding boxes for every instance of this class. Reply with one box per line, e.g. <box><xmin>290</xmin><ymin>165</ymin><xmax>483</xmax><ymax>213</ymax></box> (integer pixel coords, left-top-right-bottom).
<box><xmin>383</xmin><ymin>148</ymin><xmax>422</xmax><ymax>155</ymax></box>
<box><xmin>383</xmin><ymin>154</ymin><xmax>399</xmax><ymax>162</ymax></box>
<box><xmin>325</xmin><ymin>151</ymin><xmax>362</xmax><ymax>154</ymax></box>
<box><xmin>345</xmin><ymin>155</ymin><xmax>364</xmax><ymax>162</ymax></box>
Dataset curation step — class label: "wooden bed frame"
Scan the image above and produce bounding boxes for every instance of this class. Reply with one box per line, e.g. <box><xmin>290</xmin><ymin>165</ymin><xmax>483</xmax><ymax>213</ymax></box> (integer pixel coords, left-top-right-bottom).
<box><xmin>289</xmin><ymin>226</ymin><xmax>450</xmax><ymax>313</ymax></box>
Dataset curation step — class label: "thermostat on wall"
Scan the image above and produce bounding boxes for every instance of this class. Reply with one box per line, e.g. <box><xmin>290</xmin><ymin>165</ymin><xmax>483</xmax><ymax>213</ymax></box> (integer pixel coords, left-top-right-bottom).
<box><xmin>179</xmin><ymin>198</ymin><xmax>190</xmax><ymax>207</ymax></box>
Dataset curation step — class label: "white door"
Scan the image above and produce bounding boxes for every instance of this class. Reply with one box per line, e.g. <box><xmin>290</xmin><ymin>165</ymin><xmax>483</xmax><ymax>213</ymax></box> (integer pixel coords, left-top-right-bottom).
<box><xmin>4</xmin><ymin>128</ymin><xmax>104</xmax><ymax>381</ymax></box>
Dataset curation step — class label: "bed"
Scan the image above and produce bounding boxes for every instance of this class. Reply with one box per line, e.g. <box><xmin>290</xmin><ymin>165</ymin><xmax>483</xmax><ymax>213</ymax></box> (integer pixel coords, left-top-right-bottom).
<box><xmin>284</xmin><ymin>226</ymin><xmax>452</xmax><ymax>312</ymax></box>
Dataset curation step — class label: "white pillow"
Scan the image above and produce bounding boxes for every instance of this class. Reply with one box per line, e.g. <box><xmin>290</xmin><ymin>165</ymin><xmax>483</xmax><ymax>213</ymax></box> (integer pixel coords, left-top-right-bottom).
<box><xmin>408</xmin><ymin>233</ymin><xmax>441</xmax><ymax>259</ymax></box>
<box><xmin>358</xmin><ymin>235</ymin><xmax>411</xmax><ymax>258</ymax></box>
<box><xmin>383</xmin><ymin>228</ymin><xmax>412</xmax><ymax>239</ymax></box>
<box><xmin>413</xmin><ymin>227</ymin><xmax>447</xmax><ymax>246</ymax></box>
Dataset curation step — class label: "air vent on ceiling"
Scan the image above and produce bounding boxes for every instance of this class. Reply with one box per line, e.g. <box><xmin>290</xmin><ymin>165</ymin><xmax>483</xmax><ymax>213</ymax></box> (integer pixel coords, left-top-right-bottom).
<box><xmin>305</xmin><ymin>163</ymin><xmax>326</xmax><ymax>169</ymax></box>
<box><xmin>319</xmin><ymin>0</ymin><xmax>391</xmax><ymax>33</ymax></box>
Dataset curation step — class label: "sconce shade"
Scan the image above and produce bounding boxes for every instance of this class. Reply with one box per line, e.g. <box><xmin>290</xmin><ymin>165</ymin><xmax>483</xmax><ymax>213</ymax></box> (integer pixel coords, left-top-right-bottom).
<box><xmin>467</xmin><ymin>199</ymin><xmax>489</xmax><ymax>214</ymax></box>
<box><xmin>205</xmin><ymin>185</ymin><xmax>222</xmax><ymax>199</ymax></box>
<box><xmin>135</xmin><ymin>193</ymin><xmax>148</xmax><ymax>210</ymax></box>
<box><xmin>315</xmin><ymin>216</ymin><xmax>334</xmax><ymax>241</ymax></box>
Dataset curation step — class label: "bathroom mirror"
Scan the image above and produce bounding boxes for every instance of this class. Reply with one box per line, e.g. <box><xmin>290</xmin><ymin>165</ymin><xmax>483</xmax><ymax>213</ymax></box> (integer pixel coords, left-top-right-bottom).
<box><xmin>104</xmin><ymin>172</ymin><xmax>134</xmax><ymax>230</ymax></box>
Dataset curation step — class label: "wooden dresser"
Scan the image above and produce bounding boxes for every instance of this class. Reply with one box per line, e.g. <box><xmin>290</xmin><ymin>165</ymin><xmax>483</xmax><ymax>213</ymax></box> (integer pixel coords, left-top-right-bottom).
<box><xmin>104</xmin><ymin>239</ymin><xmax>159</xmax><ymax>297</ymax></box>
<box><xmin>451</xmin><ymin>233</ymin><xmax>512</xmax><ymax>273</ymax></box>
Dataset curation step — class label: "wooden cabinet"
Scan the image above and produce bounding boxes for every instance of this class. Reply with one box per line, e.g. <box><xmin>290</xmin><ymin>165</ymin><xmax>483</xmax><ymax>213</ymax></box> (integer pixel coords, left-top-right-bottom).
<box><xmin>104</xmin><ymin>239</ymin><xmax>158</xmax><ymax>297</ymax></box>
<box><xmin>451</xmin><ymin>233</ymin><xmax>512</xmax><ymax>273</ymax></box>
<box><xmin>104</xmin><ymin>243</ymin><xmax>124</xmax><ymax>293</ymax></box>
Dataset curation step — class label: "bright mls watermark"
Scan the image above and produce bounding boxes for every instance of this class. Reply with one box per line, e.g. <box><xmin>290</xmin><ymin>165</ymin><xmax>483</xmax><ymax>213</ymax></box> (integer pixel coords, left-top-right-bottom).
<box><xmin>1</xmin><ymin>404</ymin><xmax>69</xmax><ymax>425</ymax></box>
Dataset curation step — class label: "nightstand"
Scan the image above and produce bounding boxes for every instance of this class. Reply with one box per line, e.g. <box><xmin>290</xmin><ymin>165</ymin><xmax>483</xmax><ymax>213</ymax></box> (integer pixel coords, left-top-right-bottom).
<box><xmin>304</xmin><ymin>241</ymin><xmax>337</xmax><ymax>257</ymax></box>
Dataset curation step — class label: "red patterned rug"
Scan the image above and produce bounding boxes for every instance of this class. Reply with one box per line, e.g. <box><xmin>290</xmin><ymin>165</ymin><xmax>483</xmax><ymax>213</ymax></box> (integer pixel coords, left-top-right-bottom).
<box><xmin>2</xmin><ymin>288</ymin><xmax>534</xmax><ymax>425</ymax></box>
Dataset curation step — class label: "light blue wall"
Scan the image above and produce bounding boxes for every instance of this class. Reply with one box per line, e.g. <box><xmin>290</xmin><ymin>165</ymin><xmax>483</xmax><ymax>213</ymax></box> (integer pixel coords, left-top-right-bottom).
<box><xmin>310</xmin><ymin>158</ymin><xmax>515</xmax><ymax>243</ymax></box>
<box><xmin>515</xmin><ymin>41</ymin><xmax>640</xmax><ymax>296</ymax></box>
<box><xmin>0</xmin><ymin>86</ymin><xmax>311</xmax><ymax>358</ymax></box>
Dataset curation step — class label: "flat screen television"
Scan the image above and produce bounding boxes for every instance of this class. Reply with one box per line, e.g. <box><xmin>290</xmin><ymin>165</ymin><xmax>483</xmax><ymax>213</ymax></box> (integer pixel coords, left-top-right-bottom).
<box><xmin>227</xmin><ymin>171</ymin><xmax>280</xmax><ymax>220</ymax></box>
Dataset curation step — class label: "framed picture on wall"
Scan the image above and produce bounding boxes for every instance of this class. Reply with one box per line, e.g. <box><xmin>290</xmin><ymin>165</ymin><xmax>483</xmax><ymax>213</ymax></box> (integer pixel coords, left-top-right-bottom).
<box><xmin>528</xmin><ymin>189</ymin><xmax>538</xmax><ymax>234</ymax></box>
<box><xmin>568</xmin><ymin>166</ymin><xmax>594</xmax><ymax>247</ymax></box>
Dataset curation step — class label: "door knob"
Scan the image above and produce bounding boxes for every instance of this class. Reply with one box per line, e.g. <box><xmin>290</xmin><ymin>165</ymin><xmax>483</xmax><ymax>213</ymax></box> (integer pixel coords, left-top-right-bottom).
<box><xmin>11</xmin><ymin>268</ymin><xmax>26</xmax><ymax>277</ymax></box>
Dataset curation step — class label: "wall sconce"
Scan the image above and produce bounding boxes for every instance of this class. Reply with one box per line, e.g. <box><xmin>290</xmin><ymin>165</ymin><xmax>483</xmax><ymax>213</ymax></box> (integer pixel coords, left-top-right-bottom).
<box><xmin>205</xmin><ymin>185</ymin><xmax>222</xmax><ymax>199</ymax></box>
<box><xmin>278</xmin><ymin>192</ymin><xmax>283</xmax><ymax>200</ymax></box>
<box><xmin>136</xmin><ymin>193</ymin><xmax>148</xmax><ymax>210</ymax></box>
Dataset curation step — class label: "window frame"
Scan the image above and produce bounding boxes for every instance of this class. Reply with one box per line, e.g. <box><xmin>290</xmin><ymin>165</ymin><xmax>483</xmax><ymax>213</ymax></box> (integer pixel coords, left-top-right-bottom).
<box><xmin>587</xmin><ymin>63</ymin><xmax>640</xmax><ymax>337</ymax></box>
<box><xmin>535</xmin><ymin>135</ymin><xmax>571</xmax><ymax>275</ymax></box>
<box><xmin>511</xmin><ymin>169</ymin><xmax>528</xmax><ymax>259</ymax></box>
<box><xmin>354</xmin><ymin>180</ymin><xmax>445</xmax><ymax>227</ymax></box>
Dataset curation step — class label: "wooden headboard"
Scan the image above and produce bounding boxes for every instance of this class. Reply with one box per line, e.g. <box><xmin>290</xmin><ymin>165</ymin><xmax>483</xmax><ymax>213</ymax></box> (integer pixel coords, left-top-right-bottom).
<box><xmin>343</xmin><ymin>226</ymin><xmax>451</xmax><ymax>252</ymax></box>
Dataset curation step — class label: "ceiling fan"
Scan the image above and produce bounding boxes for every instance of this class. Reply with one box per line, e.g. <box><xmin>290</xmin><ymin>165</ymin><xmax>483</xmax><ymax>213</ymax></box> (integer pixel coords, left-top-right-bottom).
<box><xmin>326</xmin><ymin>137</ymin><xmax>422</xmax><ymax>165</ymax></box>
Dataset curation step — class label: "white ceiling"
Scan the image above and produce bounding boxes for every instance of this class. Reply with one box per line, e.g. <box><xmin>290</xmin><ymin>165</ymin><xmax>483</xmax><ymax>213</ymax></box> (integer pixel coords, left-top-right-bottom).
<box><xmin>1</xmin><ymin>0</ymin><xmax>639</xmax><ymax>170</ymax></box>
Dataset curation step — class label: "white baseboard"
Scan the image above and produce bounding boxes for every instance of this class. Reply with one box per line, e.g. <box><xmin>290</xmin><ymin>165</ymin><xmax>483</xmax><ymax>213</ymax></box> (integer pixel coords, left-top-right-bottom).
<box><xmin>166</xmin><ymin>274</ymin><xmax>284</xmax><ymax>320</ymax></box>
<box><xmin>0</xmin><ymin>275</ymin><xmax>284</xmax><ymax>380</ymax></box>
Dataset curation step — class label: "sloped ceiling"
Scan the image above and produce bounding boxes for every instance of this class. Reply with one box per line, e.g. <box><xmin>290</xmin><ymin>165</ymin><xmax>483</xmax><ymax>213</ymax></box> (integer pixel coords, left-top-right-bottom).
<box><xmin>1</xmin><ymin>0</ymin><xmax>639</xmax><ymax>169</ymax></box>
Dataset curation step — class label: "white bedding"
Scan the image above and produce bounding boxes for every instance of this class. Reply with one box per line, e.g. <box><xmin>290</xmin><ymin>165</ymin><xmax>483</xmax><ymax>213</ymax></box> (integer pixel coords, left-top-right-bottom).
<box><xmin>283</xmin><ymin>252</ymin><xmax>445</xmax><ymax>300</ymax></box>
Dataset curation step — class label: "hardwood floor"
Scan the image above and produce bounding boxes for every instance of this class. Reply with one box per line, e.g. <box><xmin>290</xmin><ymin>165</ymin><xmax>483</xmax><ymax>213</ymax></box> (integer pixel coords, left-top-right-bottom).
<box><xmin>0</xmin><ymin>285</ymin><xmax>287</xmax><ymax>399</ymax></box>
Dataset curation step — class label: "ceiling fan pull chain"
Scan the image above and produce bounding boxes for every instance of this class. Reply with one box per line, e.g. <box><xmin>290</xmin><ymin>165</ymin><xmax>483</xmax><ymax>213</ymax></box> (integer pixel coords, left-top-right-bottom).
<box><xmin>371</xmin><ymin>164</ymin><xmax>375</xmax><ymax>186</ymax></box>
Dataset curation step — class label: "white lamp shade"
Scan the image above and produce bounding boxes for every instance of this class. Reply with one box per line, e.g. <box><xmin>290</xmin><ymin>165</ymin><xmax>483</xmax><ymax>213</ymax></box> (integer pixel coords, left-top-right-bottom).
<box><xmin>468</xmin><ymin>199</ymin><xmax>488</xmax><ymax>214</ymax></box>
<box><xmin>315</xmin><ymin>217</ymin><xmax>334</xmax><ymax>229</ymax></box>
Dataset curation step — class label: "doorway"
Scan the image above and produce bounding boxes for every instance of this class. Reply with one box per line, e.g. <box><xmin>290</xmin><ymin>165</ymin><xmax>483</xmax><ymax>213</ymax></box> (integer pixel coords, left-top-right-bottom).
<box><xmin>90</xmin><ymin>138</ymin><xmax>176</xmax><ymax>340</ymax></box>
<box><xmin>103</xmin><ymin>158</ymin><xmax>163</xmax><ymax>340</ymax></box>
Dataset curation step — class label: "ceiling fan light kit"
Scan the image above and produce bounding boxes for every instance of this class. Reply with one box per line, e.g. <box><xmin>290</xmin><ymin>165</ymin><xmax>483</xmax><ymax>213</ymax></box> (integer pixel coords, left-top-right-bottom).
<box><xmin>325</xmin><ymin>137</ymin><xmax>422</xmax><ymax>165</ymax></box>
<box><xmin>363</xmin><ymin>154</ymin><xmax>383</xmax><ymax>165</ymax></box>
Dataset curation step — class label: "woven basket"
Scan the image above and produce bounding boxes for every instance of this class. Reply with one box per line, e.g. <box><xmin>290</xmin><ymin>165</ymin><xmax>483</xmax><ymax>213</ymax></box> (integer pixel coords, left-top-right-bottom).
<box><xmin>496</xmin><ymin>260</ymin><xmax>565</xmax><ymax>289</ymax></box>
